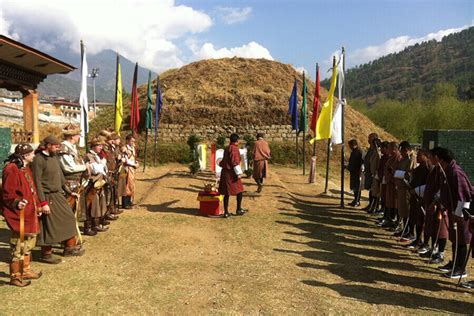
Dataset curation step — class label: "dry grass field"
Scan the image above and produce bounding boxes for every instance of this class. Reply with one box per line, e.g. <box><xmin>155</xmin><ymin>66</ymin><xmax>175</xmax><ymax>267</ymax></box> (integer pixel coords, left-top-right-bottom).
<box><xmin>0</xmin><ymin>164</ymin><xmax>472</xmax><ymax>314</ymax></box>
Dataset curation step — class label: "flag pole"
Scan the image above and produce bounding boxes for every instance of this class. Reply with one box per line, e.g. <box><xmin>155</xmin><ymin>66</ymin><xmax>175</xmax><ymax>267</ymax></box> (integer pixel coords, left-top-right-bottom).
<box><xmin>324</xmin><ymin>57</ymin><xmax>336</xmax><ymax>193</ymax></box>
<box><xmin>143</xmin><ymin>128</ymin><xmax>148</xmax><ymax>172</ymax></box>
<box><xmin>340</xmin><ymin>47</ymin><xmax>346</xmax><ymax>209</ymax></box>
<box><xmin>324</xmin><ymin>139</ymin><xmax>330</xmax><ymax>193</ymax></box>
<box><xmin>80</xmin><ymin>40</ymin><xmax>88</xmax><ymax>152</ymax></box>
<box><xmin>302</xmin><ymin>72</ymin><xmax>306</xmax><ymax>175</ymax></box>
<box><xmin>153</xmin><ymin>75</ymin><xmax>161</xmax><ymax>167</ymax></box>
<box><xmin>313</xmin><ymin>63</ymin><xmax>318</xmax><ymax>161</ymax></box>
<box><xmin>296</xmin><ymin>131</ymin><xmax>299</xmax><ymax>167</ymax></box>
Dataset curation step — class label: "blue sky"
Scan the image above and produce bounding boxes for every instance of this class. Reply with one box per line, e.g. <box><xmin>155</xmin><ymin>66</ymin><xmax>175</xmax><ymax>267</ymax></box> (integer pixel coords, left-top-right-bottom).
<box><xmin>0</xmin><ymin>0</ymin><xmax>472</xmax><ymax>78</ymax></box>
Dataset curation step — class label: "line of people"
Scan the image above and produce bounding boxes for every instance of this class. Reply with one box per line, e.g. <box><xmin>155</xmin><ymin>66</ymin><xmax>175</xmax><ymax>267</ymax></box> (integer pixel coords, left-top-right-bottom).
<box><xmin>347</xmin><ymin>133</ymin><xmax>474</xmax><ymax>289</ymax></box>
<box><xmin>2</xmin><ymin>125</ymin><xmax>138</xmax><ymax>287</ymax></box>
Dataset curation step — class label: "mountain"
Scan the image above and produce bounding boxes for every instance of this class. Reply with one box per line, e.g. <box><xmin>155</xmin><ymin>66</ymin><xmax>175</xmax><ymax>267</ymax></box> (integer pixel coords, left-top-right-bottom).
<box><xmin>324</xmin><ymin>27</ymin><xmax>474</xmax><ymax>104</ymax></box>
<box><xmin>38</xmin><ymin>49</ymin><xmax>156</xmax><ymax>102</ymax></box>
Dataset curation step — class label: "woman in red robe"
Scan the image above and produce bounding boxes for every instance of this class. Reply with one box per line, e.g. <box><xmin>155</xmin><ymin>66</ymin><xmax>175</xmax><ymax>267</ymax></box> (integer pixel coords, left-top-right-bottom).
<box><xmin>218</xmin><ymin>133</ymin><xmax>246</xmax><ymax>218</ymax></box>
<box><xmin>2</xmin><ymin>143</ymin><xmax>42</xmax><ymax>287</ymax></box>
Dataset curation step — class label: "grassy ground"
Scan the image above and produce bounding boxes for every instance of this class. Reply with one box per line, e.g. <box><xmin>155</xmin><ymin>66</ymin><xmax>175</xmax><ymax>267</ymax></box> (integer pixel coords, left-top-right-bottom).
<box><xmin>0</xmin><ymin>164</ymin><xmax>472</xmax><ymax>314</ymax></box>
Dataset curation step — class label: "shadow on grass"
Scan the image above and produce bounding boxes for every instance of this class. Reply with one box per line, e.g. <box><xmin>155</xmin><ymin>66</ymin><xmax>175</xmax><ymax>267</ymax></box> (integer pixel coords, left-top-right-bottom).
<box><xmin>142</xmin><ymin>200</ymin><xmax>199</xmax><ymax>216</ymax></box>
<box><xmin>274</xmin><ymin>192</ymin><xmax>474</xmax><ymax>313</ymax></box>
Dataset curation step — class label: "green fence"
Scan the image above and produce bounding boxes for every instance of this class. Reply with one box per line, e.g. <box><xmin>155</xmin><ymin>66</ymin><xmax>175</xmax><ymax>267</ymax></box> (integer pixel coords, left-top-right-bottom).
<box><xmin>0</xmin><ymin>128</ymin><xmax>12</xmax><ymax>176</ymax></box>
<box><xmin>422</xmin><ymin>129</ymin><xmax>474</xmax><ymax>182</ymax></box>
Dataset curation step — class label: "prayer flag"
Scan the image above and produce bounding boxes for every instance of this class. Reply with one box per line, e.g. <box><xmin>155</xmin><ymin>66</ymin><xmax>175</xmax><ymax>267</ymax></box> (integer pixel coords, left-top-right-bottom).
<box><xmin>288</xmin><ymin>79</ymin><xmax>299</xmax><ymax>131</ymax></box>
<box><xmin>313</xmin><ymin>60</ymin><xmax>338</xmax><ymax>141</ymax></box>
<box><xmin>114</xmin><ymin>54</ymin><xmax>123</xmax><ymax>134</ymax></box>
<box><xmin>310</xmin><ymin>65</ymin><xmax>320</xmax><ymax>135</ymax></box>
<box><xmin>79</xmin><ymin>41</ymin><xmax>88</xmax><ymax>148</ymax></box>
<box><xmin>130</xmin><ymin>62</ymin><xmax>140</xmax><ymax>133</ymax></box>
<box><xmin>299</xmin><ymin>72</ymin><xmax>308</xmax><ymax>133</ymax></box>
<box><xmin>331</xmin><ymin>52</ymin><xmax>345</xmax><ymax>145</ymax></box>
<box><xmin>145</xmin><ymin>71</ymin><xmax>153</xmax><ymax>130</ymax></box>
<box><xmin>155</xmin><ymin>75</ymin><xmax>163</xmax><ymax>133</ymax></box>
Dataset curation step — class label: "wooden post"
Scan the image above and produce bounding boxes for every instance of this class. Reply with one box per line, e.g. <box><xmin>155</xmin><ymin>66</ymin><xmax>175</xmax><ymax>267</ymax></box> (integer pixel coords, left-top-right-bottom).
<box><xmin>23</xmin><ymin>90</ymin><xmax>39</xmax><ymax>144</ymax></box>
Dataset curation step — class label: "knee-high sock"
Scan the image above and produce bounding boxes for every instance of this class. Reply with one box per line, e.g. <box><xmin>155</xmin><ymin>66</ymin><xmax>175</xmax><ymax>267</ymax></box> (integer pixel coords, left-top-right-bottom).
<box><xmin>236</xmin><ymin>192</ymin><xmax>243</xmax><ymax>211</ymax></box>
<box><xmin>437</xmin><ymin>238</ymin><xmax>446</xmax><ymax>253</ymax></box>
<box><xmin>224</xmin><ymin>195</ymin><xmax>229</xmax><ymax>213</ymax></box>
<box><xmin>456</xmin><ymin>244</ymin><xmax>468</xmax><ymax>269</ymax></box>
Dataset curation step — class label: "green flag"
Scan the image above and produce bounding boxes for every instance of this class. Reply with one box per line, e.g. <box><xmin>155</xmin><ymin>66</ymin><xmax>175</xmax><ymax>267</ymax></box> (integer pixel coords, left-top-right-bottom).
<box><xmin>299</xmin><ymin>72</ymin><xmax>308</xmax><ymax>133</ymax></box>
<box><xmin>145</xmin><ymin>71</ymin><xmax>153</xmax><ymax>130</ymax></box>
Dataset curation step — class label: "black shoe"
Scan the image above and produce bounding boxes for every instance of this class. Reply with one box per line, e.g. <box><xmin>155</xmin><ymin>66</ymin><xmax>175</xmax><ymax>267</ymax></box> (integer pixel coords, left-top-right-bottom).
<box><xmin>429</xmin><ymin>252</ymin><xmax>444</xmax><ymax>264</ymax></box>
<box><xmin>438</xmin><ymin>261</ymin><xmax>453</xmax><ymax>273</ymax></box>
<box><xmin>420</xmin><ymin>249</ymin><xmax>433</xmax><ymax>258</ymax></box>
<box><xmin>460</xmin><ymin>280</ymin><xmax>474</xmax><ymax>289</ymax></box>
<box><xmin>404</xmin><ymin>240</ymin><xmax>418</xmax><ymax>249</ymax></box>
<box><xmin>83</xmin><ymin>228</ymin><xmax>98</xmax><ymax>236</ymax></box>
<box><xmin>39</xmin><ymin>254</ymin><xmax>63</xmax><ymax>264</ymax></box>
<box><xmin>235</xmin><ymin>208</ymin><xmax>247</xmax><ymax>216</ymax></box>
<box><xmin>222</xmin><ymin>212</ymin><xmax>231</xmax><ymax>218</ymax></box>
<box><xmin>417</xmin><ymin>244</ymin><xmax>430</xmax><ymax>254</ymax></box>
<box><xmin>443</xmin><ymin>268</ymin><xmax>467</xmax><ymax>279</ymax></box>
<box><xmin>63</xmin><ymin>247</ymin><xmax>85</xmax><ymax>257</ymax></box>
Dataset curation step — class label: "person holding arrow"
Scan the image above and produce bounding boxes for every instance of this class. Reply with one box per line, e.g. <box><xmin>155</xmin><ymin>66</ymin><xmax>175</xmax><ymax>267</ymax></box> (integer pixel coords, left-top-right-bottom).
<box><xmin>2</xmin><ymin>143</ymin><xmax>42</xmax><ymax>287</ymax></box>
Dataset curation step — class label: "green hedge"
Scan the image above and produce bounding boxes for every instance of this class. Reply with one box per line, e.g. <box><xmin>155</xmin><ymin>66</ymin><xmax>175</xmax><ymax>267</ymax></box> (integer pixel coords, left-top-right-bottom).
<box><xmin>138</xmin><ymin>141</ymin><xmax>192</xmax><ymax>165</ymax></box>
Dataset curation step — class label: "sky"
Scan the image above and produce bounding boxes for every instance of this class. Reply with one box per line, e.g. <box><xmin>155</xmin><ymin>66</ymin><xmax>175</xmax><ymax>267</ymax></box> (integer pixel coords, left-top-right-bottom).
<box><xmin>0</xmin><ymin>0</ymin><xmax>472</xmax><ymax>79</ymax></box>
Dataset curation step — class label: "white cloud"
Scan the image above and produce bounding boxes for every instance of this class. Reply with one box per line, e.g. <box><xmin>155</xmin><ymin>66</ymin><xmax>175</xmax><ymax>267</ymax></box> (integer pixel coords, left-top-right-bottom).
<box><xmin>293</xmin><ymin>66</ymin><xmax>308</xmax><ymax>75</ymax></box>
<box><xmin>349</xmin><ymin>24</ymin><xmax>473</xmax><ymax>67</ymax></box>
<box><xmin>0</xmin><ymin>0</ymin><xmax>213</xmax><ymax>72</ymax></box>
<box><xmin>216</xmin><ymin>6</ymin><xmax>252</xmax><ymax>25</ymax></box>
<box><xmin>190</xmin><ymin>41</ymin><xmax>273</xmax><ymax>60</ymax></box>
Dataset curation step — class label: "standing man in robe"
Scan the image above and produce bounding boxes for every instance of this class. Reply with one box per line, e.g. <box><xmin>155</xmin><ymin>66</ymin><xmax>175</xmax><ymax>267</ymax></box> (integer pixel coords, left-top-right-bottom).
<box><xmin>252</xmin><ymin>133</ymin><xmax>271</xmax><ymax>193</ymax></box>
<box><xmin>57</xmin><ymin>124</ymin><xmax>91</xmax><ymax>235</ymax></box>
<box><xmin>218</xmin><ymin>133</ymin><xmax>247</xmax><ymax>218</ymax></box>
<box><xmin>435</xmin><ymin>148</ymin><xmax>473</xmax><ymax>278</ymax></box>
<box><xmin>363</xmin><ymin>133</ymin><xmax>379</xmax><ymax>210</ymax></box>
<box><xmin>102</xmin><ymin>131</ymin><xmax>123</xmax><ymax>218</ymax></box>
<box><xmin>84</xmin><ymin>137</ymin><xmax>109</xmax><ymax>233</ymax></box>
<box><xmin>2</xmin><ymin>143</ymin><xmax>42</xmax><ymax>287</ymax></box>
<box><xmin>346</xmin><ymin>139</ymin><xmax>364</xmax><ymax>207</ymax></box>
<box><xmin>32</xmin><ymin>135</ymin><xmax>85</xmax><ymax>264</ymax></box>
<box><xmin>118</xmin><ymin>134</ymin><xmax>138</xmax><ymax>209</ymax></box>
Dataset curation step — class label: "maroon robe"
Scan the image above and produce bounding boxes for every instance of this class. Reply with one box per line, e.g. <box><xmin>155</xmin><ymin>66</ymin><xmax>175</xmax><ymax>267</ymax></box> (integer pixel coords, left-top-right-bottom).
<box><xmin>218</xmin><ymin>143</ymin><xmax>244</xmax><ymax>196</ymax></box>
<box><xmin>423</xmin><ymin>165</ymin><xmax>449</xmax><ymax>239</ymax></box>
<box><xmin>440</xmin><ymin>160</ymin><xmax>473</xmax><ymax>244</ymax></box>
<box><xmin>252</xmin><ymin>139</ymin><xmax>271</xmax><ymax>180</ymax></box>
<box><xmin>2</xmin><ymin>163</ymin><xmax>40</xmax><ymax>235</ymax></box>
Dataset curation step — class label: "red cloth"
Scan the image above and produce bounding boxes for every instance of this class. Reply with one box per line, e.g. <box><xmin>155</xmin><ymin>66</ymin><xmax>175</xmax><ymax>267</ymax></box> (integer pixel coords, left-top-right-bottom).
<box><xmin>309</xmin><ymin>66</ymin><xmax>320</xmax><ymax>134</ymax></box>
<box><xmin>1</xmin><ymin>163</ymin><xmax>40</xmax><ymax>234</ymax></box>
<box><xmin>218</xmin><ymin>143</ymin><xmax>244</xmax><ymax>196</ymax></box>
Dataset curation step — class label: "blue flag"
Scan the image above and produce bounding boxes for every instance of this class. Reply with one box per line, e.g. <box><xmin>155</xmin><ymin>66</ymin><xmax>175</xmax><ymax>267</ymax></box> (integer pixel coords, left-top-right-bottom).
<box><xmin>288</xmin><ymin>79</ymin><xmax>299</xmax><ymax>131</ymax></box>
<box><xmin>154</xmin><ymin>75</ymin><xmax>163</xmax><ymax>133</ymax></box>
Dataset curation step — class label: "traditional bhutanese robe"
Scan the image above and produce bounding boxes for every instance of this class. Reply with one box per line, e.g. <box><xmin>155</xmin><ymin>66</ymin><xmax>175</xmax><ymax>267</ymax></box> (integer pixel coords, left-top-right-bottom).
<box><xmin>2</xmin><ymin>163</ymin><xmax>40</xmax><ymax>235</ymax></box>
<box><xmin>218</xmin><ymin>143</ymin><xmax>244</xmax><ymax>196</ymax></box>
<box><xmin>252</xmin><ymin>138</ymin><xmax>271</xmax><ymax>180</ymax></box>
<box><xmin>117</xmin><ymin>144</ymin><xmax>138</xmax><ymax>198</ymax></box>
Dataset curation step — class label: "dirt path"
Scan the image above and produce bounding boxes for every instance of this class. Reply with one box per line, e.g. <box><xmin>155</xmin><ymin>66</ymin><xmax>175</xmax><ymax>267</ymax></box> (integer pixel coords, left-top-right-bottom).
<box><xmin>0</xmin><ymin>164</ymin><xmax>472</xmax><ymax>314</ymax></box>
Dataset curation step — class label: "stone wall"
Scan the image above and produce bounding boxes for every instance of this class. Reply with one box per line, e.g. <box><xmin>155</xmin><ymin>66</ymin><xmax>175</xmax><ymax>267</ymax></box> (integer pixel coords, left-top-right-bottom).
<box><xmin>157</xmin><ymin>124</ymin><xmax>297</xmax><ymax>142</ymax></box>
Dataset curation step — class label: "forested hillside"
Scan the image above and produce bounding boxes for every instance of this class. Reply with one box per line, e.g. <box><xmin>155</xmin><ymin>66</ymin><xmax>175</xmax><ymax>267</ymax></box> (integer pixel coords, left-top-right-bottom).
<box><xmin>329</xmin><ymin>27</ymin><xmax>473</xmax><ymax>103</ymax></box>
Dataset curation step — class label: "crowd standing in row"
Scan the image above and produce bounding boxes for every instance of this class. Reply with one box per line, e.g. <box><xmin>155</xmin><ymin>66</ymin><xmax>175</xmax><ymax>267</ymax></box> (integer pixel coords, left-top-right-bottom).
<box><xmin>347</xmin><ymin>133</ymin><xmax>474</xmax><ymax>289</ymax></box>
<box><xmin>2</xmin><ymin>125</ymin><xmax>138</xmax><ymax>287</ymax></box>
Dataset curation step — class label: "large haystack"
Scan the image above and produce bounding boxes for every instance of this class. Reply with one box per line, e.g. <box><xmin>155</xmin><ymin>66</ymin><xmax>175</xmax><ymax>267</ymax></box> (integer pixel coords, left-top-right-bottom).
<box><xmin>135</xmin><ymin>57</ymin><xmax>394</xmax><ymax>143</ymax></box>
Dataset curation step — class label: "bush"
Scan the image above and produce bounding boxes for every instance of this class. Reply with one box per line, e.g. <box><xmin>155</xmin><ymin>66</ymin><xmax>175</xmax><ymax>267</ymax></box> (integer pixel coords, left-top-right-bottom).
<box><xmin>216</xmin><ymin>135</ymin><xmax>226</xmax><ymax>149</ymax></box>
<box><xmin>138</xmin><ymin>141</ymin><xmax>192</xmax><ymax>165</ymax></box>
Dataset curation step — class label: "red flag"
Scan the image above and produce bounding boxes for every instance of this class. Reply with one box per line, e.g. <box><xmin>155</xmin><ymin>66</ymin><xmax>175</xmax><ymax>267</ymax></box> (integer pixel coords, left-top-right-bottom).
<box><xmin>310</xmin><ymin>64</ymin><xmax>320</xmax><ymax>135</ymax></box>
<box><xmin>130</xmin><ymin>62</ymin><xmax>140</xmax><ymax>133</ymax></box>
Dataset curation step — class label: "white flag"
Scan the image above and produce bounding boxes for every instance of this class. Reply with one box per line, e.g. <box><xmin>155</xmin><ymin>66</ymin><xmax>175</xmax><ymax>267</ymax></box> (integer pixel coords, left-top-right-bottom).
<box><xmin>79</xmin><ymin>41</ymin><xmax>88</xmax><ymax>147</ymax></box>
<box><xmin>331</xmin><ymin>52</ymin><xmax>345</xmax><ymax>145</ymax></box>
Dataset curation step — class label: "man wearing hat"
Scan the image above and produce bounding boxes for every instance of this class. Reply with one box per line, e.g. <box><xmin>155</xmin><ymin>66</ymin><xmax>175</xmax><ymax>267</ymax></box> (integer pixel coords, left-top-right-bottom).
<box><xmin>32</xmin><ymin>135</ymin><xmax>85</xmax><ymax>264</ymax></box>
<box><xmin>84</xmin><ymin>137</ymin><xmax>109</xmax><ymax>233</ymax></box>
<box><xmin>2</xmin><ymin>143</ymin><xmax>43</xmax><ymax>287</ymax></box>
<box><xmin>118</xmin><ymin>134</ymin><xmax>139</xmax><ymax>209</ymax></box>
<box><xmin>102</xmin><ymin>131</ymin><xmax>123</xmax><ymax>218</ymax></box>
<box><xmin>58</xmin><ymin>124</ymin><xmax>93</xmax><ymax>235</ymax></box>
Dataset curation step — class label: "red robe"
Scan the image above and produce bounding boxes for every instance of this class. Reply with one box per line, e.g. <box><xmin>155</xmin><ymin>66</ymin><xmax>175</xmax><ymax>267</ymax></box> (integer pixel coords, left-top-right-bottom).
<box><xmin>218</xmin><ymin>143</ymin><xmax>244</xmax><ymax>196</ymax></box>
<box><xmin>2</xmin><ymin>163</ymin><xmax>40</xmax><ymax>234</ymax></box>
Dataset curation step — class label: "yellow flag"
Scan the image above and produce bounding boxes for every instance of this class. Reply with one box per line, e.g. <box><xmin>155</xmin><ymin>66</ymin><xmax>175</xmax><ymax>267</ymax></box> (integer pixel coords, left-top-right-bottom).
<box><xmin>114</xmin><ymin>54</ymin><xmax>123</xmax><ymax>134</ymax></box>
<box><xmin>310</xmin><ymin>63</ymin><xmax>338</xmax><ymax>143</ymax></box>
